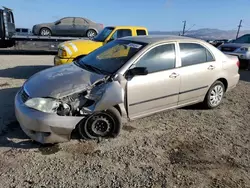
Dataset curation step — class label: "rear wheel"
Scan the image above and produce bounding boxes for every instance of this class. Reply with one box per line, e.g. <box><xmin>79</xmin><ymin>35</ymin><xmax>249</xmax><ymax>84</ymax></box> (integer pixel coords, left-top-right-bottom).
<box><xmin>78</xmin><ymin>107</ymin><xmax>121</xmax><ymax>139</ymax></box>
<box><xmin>203</xmin><ymin>81</ymin><xmax>225</xmax><ymax>109</ymax></box>
<box><xmin>39</xmin><ymin>28</ymin><xmax>52</xmax><ymax>36</ymax></box>
<box><xmin>86</xmin><ymin>29</ymin><xmax>97</xmax><ymax>39</ymax></box>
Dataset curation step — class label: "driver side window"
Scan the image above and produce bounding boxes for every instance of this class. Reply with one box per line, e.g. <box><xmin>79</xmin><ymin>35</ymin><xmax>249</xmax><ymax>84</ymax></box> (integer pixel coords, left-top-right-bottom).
<box><xmin>133</xmin><ymin>43</ymin><xmax>176</xmax><ymax>73</ymax></box>
<box><xmin>60</xmin><ymin>18</ymin><xmax>74</xmax><ymax>25</ymax></box>
<box><xmin>110</xmin><ymin>29</ymin><xmax>132</xmax><ymax>40</ymax></box>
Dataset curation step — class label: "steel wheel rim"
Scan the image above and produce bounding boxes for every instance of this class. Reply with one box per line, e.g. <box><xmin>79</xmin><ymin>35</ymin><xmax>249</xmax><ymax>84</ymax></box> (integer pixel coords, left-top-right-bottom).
<box><xmin>41</xmin><ymin>29</ymin><xmax>50</xmax><ymax>36</ymax></box>
<box><xmin>87</xmin><ymin>31</ymin><xmax>96</xmax><ymax>38</ymax></box>
<box><xmin>210</xmin><ymin>85</ymin><xmax>224</xmax><ymax>106</ymax></box>
<box><xmin>86</xmin><ymin>113</ymin><xmax>114</xmax><ymax>137</ymax></box>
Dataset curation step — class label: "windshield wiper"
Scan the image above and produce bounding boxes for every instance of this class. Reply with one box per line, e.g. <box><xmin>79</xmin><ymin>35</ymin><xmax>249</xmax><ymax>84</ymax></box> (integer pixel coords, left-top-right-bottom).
<box><xmin>84</xmin><ymin>64</ymin><xmax>110</xmax><ymax>75</ymax></box>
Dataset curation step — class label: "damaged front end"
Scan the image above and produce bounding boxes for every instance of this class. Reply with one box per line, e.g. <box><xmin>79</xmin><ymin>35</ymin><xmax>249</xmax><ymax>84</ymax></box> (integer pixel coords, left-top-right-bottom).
<box><xmin>55</xmin><ymin>78</ymin><xmax>106</xmax><ymax>117</ymax></box>
<box><xmin>54</xmin><ymin>75</ymin><xmax>125</xmax><ymax>119</ymax></box>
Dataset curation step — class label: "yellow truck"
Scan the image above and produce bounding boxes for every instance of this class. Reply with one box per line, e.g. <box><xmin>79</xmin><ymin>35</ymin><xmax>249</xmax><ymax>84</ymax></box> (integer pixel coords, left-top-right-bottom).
<box><xmin>54</xmin><ymin>26</ymin><xmax>148</xmax><ymax>66</ymax></box>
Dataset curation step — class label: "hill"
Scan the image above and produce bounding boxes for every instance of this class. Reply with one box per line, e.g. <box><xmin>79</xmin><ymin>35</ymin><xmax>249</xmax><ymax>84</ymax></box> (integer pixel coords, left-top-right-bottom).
<box><xmin>149</xmin><ymin>28</ymin><xmax>250</xmax><ymax>40</ymax></box>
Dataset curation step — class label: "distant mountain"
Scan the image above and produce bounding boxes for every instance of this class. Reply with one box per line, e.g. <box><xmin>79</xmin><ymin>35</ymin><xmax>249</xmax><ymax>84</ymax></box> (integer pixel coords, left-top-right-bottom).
<box><xmin>149</xmin><ymin>28</ymin><xmax>250</xmax><ymax>40</ymax></box>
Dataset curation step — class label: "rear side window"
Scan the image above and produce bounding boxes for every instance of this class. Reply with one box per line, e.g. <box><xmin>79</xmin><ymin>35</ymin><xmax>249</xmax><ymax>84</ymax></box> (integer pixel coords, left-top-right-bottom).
<box><xmin>179</xmin><ymin>43</ymin><xmax>215</xmax><ymax>67</ymax></box>
<box><xmin>136</xmin><ymin>29</ymin><xmax>146</xmax><ymax>35</ymax></box>
<box><xmin>74</xmin><ymin>18</ymin><xmax>87</xmax><ymax>25</ymax></box>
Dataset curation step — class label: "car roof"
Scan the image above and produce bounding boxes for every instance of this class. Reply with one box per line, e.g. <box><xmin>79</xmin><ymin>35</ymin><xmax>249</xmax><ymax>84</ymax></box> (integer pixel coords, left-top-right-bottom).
<box><xmin>106</xmin><ymin>26</ymin><xmax>148</xmax><ymax>30</ymax></box>
<box><xmin>119</xmin><ymin>35</ymin><xmax>203</xmax><ymax>44</ymax></box>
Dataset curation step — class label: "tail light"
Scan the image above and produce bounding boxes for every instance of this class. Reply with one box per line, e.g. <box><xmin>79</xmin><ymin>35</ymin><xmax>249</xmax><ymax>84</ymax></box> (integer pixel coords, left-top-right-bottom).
<box><xmin>236</xmin><ymin>60</ymin><xmax>240</xmax><ymax>67</ymax></box>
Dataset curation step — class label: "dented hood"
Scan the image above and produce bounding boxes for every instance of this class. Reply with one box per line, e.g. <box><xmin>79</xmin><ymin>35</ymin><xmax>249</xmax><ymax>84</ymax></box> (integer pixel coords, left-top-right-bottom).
<box><xmin>24</xmin><ymin>63</ymin><xmax>105</xmax><ymax>99</ymax></box>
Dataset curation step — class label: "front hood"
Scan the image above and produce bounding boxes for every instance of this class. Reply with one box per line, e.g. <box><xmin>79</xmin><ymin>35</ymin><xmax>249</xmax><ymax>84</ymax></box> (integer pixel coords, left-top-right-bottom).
<box><xmin>36</xmin><ymin>23</ymin><xmax>53</xmax><ymax>27</ymax></box>
<box><xmin>220</xmin><ymin>43</ymin><xmax>250</xmax><ymax>48</ymax></box>
<box><xmin>24</xmin><ymin>63</ymin><xmax>105</xmax><ymax>99</ymax></box>
<box><xmin>59</xmin><ymin>40</ymin><xmax>103</xmax><ymax>58</ymax></box>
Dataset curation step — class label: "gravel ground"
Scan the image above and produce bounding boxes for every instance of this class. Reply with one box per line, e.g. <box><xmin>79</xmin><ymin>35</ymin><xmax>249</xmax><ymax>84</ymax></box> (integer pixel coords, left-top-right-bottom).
<box><xmin>0</xmin><ymin>55</ymin><xmax>250</xmax><ymax>188</ymax></box>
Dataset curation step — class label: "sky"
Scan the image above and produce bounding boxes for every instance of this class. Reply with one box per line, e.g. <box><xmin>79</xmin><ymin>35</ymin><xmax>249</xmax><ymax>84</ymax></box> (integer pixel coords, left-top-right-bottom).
<box><xmin>1</xmin><ymin>0</ymin><xmax>250</xmax><ymax>31</ymax></box>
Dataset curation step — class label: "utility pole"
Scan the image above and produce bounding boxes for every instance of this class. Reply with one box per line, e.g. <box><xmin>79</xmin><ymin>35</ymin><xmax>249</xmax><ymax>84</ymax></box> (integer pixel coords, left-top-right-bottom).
<box><xmin>182</xmin><ymin>20</ymin><xmax>186</xmax><ymax>36</ymax></box>
<box><xmin>236</xmin><ymin>20</ymin><xmax>242</xmax><ymax>39</ymax></box>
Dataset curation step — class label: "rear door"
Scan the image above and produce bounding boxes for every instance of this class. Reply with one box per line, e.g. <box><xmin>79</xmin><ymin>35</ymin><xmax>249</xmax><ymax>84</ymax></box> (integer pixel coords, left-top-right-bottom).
<box><xmin>177</xmin><ymin>42</ymin><xmax>221</xmax><ymax>105</ymax></box>
<box><xmin>73</xmin><ymin>18</ymin><xmax>88</xmax><ymax>37</ymax></box>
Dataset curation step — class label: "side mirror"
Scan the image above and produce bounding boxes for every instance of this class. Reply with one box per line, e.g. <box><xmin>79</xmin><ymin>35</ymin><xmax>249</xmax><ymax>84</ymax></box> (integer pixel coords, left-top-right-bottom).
<box><xmin>127</xmin><ymin>67</ymin><xmax>148</xmax><ymax>76</ymax></box>
<box><xmin>55</xmin><ymin>21</ymin><xmax>61</xmax><ymax>25</ymax></box>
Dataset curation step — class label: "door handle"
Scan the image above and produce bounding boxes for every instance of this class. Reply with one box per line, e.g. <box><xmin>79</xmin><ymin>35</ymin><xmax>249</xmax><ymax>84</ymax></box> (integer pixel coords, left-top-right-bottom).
<box><xmin>169</xmin><ymin>72</ymin><xmax>179</xmax><ymax>78</ymax></box>
<box><xmin>208</xmin><ymin>65</ymin><xmax>215</xmax><ymax>70</ymax></box>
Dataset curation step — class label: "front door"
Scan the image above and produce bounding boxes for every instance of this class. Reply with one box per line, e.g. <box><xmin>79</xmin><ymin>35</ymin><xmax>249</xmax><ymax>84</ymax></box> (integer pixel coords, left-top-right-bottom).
<box><xmin>73</xmin><ymin>18</ymin><xmax>88</xmax><ymax>37</ymax></box>
<box><xmin>54</xmin><ymin>17</ymin><xmax>74</xmax><ymax>36</ymax></box>
<box><xmin>177</xmin><ymin>42</ymin><xmax>220</xmax><ymax>105</ymax></box>
<box><xmin>126</xmin><ymin>43</ymin><xmax>181</xmax><ymax>119</ymax></box>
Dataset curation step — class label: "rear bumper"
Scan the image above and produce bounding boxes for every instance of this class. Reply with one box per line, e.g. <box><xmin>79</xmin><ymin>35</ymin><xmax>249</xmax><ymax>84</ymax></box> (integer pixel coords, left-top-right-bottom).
<box><xmin>54</xmin><ymin>55</ymin><xmax>74</xmax><ymax>66</ymax></box>
<box><xmin>227</xmin><ymin>74</ymin><xmax>240</xmax><ymax>92</ymax></box>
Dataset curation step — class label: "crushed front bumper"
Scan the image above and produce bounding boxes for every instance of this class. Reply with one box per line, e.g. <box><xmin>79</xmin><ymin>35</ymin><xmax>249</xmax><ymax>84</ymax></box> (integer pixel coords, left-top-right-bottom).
<box><xmin>14</xmin><ymin>90</ymin><xmax>83</xmax><ymax>144</ymax></box>
<box><xmin>54</xmin><ymin>55</ymin><xmax>74</xmax><ymax>66</ymax></box>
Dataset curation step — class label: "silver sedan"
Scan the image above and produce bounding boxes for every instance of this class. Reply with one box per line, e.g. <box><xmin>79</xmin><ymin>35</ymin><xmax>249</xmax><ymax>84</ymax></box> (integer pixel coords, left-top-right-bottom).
<box><xmin>32</xmin><ymin>17</ymin><xmax>103</xmax><ymax>39</ymax></box>
<box><xmin>15</xmin><ymin>35</ymin><xmax>240</xmax><ymax>144</ymax></box>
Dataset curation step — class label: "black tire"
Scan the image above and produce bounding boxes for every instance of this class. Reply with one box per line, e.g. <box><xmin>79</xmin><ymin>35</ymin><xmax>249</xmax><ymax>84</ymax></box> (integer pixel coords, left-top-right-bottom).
<box><xmin>39</xmin><ymin>27</ymin><xmax>52</xmax><ymax>36</ymax></box>
<box><xmin>78</xmin><ymin>107</ymin><xmax>122</xmax><ymax>140</ymax></box>
<box><xmin>203</xmin><ymin>81</ymin><xmax>225</xmax><ymax>109</ymax></box>
<box><xmin>86</xmin><ymin>29</ymin><xmax>97</xmax><ymax>39</ymax></box>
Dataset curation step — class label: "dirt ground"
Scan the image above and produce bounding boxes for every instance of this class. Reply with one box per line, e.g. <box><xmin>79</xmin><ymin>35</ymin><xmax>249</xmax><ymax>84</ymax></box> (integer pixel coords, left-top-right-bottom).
<box><xmin>0</xmin><ymin>55</ymin><xmax>250</xmax><ymax>188</ymax></box>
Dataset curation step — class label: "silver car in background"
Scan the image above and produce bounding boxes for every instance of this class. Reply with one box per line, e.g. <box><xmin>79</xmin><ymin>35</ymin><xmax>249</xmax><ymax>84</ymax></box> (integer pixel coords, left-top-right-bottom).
<box><xmin>218</xmin><ymin>34</ymin><xmax>250</xmax><ymax>69</ymax></box>
<box><xmin>32</xmin><ymin>17</ymin><xmax>103</xmax><ymax>39</ymax></box>
<box><xmin>15</xmin><ymin>35</ymin><xmax>240</xmax><ymax>144</ymax></box>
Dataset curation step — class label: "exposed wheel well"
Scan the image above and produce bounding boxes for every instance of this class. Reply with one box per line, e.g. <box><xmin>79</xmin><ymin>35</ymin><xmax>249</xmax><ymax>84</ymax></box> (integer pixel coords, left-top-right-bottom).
<box><xmin>217</xmin><ymin>78</ymin><xmax>228</xmax><ymax>91</ymax></box>
<box><xmin>114</xmin><ymin>105</ymin><xmax>122</xmax><ymax>116</ymax></box>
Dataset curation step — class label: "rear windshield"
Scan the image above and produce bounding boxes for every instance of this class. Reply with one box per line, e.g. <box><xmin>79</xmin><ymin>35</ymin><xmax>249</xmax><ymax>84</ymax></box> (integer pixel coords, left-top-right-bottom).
<box><xmin>234</xmin><ymin>35</ymin><xmax>250</xmax><ymax>43</ymax></box>
<box><xmin>76</xmin><ymin>39</ymin><xmax>147</xmax><ymax>74</ymax></box>
<box><xmin>136</xmin><ymin>29</ymin><xmax>147</xmax><ymax>35</ymax></box>
<box><xmin>93</xmin><ymin>27</ymin><xmax>114</xmax><ymax>42</ymax></box>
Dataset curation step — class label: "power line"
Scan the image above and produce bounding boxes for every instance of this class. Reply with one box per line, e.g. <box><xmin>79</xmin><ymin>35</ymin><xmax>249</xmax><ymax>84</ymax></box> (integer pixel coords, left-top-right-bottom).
<box><xmin>236</xmin><ymin>20</ymin><xmax>242</xmax><ymax>39</ymax></box>
<box><xmin>186</xmin><ymin>24</ymin><xmax>196</xmax><ymax>32</ymax></box>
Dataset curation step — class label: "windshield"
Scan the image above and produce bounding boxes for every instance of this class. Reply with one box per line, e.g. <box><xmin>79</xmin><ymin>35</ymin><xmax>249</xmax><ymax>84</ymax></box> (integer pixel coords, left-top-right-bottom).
<box><xmin>234</xmin><ymin>35</ymin><xmax>250</xmax><ymax>43</ymax></box>
<box><xmin>93</xmin><ymin>27</ymin><xmax>114</xmax><ymax>42</ymax></box>
<box><xmin>76</xmin><ymin>40</ymin><xmax>147</xmax><ymax>75</ymax></box>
